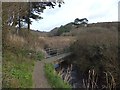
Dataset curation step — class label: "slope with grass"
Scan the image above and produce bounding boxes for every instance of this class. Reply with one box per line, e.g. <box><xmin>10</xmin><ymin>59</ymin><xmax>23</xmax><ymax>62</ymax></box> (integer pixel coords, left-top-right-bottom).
<box><xmin>2</xmin><ymin>27</ymin><xmax>45</xmax><ymax>88</ymax></box>
<box><xmin>49</xmin><ymin>22</ymin><xmax>118</xmax><ymax>36</ymax></box>
<box><xmin>48</xmin><ymin>21</ymin><xmax>119</xmax><ymax>88</ymax></box>
<box><xmin>2</xmin><ymin>49</ymin><xmax>35</xmax><ymax>88</ymax></box>
<box><xmin>44</xmin><ymin>63</ymin><xmax>72</xmax><ymax>89</ymax></box>
<box><xmin>64</xmin><ymin>22</ymin><xmax>120</xmax><ymax>88</ymax></box>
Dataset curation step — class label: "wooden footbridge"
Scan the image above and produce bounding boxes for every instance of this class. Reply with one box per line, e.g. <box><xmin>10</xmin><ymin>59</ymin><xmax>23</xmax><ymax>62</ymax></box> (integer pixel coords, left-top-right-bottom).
<box><xmin>43</xmin><ymin>47</ymin><xmax>72</xmax><ymax>63</ymax></box>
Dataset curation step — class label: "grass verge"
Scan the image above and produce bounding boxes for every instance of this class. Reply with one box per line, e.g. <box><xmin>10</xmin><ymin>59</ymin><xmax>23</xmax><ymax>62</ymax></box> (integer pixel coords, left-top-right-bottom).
<box><xmin>2</xmin><ymin>50</ymin><xmax>35</xmax><ymax>88</ymax></box>
<box><xmin>44</xmin><ymin>63</ymin><xmax>72</xmax><ymax>89</ymax></box>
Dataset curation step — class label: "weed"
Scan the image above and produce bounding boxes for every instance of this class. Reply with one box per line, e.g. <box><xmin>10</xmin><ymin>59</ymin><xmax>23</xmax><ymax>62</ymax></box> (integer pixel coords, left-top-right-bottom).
<box><xmin>44</xmin><ymin>63</ymin><xmax>72</xmax><ymax>89</ymax></box>
<box><xmin>36</xmin><ymin>51</ymin><xmax>44</xmax><ymax>61</ymax></box>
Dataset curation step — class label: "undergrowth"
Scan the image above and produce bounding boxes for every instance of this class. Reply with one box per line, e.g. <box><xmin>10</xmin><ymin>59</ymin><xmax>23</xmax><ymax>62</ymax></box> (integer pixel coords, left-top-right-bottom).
<box><xmin>44</xmin><ymin>63</ymin><xmax>72</xmax><ymax>89</ymax></box>
<box><xmin>2</xmin><ymin>49</ymin><xmax>35</xmax><ymax>88</ymax></box>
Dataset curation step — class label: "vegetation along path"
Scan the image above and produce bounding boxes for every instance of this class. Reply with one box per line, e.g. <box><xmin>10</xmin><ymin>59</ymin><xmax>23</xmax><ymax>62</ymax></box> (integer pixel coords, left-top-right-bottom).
<box><xmin>33</xmin><ymin>51</ymin><xmax>71</xmax><ymax>88</ymax></box>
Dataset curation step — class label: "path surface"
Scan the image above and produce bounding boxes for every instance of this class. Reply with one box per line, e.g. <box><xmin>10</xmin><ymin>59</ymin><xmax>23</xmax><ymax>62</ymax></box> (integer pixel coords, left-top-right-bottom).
<box><xmin>33</xmin><ymin>61</ymin><xmax>51</xmax><ymax>88</ymax></box>
<box><xmin>33</xmin><ymin>52</ymin><xmax>71</xmax><ymax>88</ymax></box>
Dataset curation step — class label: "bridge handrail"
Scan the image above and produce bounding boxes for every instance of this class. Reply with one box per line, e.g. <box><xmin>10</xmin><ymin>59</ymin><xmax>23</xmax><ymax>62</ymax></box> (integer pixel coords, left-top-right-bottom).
<box><xmin>44</xmin><ymin>46</ymin><xmax>70</xmax><ymax>57</ymax></box>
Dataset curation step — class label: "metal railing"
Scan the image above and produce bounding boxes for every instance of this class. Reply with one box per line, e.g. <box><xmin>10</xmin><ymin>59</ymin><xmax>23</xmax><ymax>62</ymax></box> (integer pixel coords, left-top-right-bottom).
<box><xmin>44</xmin><ymin>47</ymin><xmax>70</xmax><ymax>58</ymax></box>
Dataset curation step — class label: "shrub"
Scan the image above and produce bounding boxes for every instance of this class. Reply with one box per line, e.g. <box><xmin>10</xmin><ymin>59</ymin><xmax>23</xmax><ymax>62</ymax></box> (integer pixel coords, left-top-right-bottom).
<box><xmin>36</xmin><ymin>51</ymin><xmax>44</xmax><ymax>61</ymax></box>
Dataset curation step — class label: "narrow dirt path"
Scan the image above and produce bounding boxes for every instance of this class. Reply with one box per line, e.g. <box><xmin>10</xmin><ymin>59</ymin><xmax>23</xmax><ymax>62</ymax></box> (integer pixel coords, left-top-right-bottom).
<box><xmin>33</xmin><ymin>61</ymin><xmax>51</xmax><ymax>88</ymax></box>
<box><xmin>32</xmin><ymin>52</ymin><xmax>71</xmax><ymax>88</ymax></box>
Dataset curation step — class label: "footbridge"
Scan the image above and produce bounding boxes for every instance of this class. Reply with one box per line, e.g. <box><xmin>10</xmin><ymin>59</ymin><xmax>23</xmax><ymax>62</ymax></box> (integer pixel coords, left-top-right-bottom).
<box><xmin>43</xmin><ymin>47</ymin><xmax>72</xmax><ymax>63</ymax></box>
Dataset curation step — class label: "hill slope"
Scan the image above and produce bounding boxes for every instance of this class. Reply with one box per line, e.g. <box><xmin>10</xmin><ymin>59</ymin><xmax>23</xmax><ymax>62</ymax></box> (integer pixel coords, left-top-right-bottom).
<box><xmin>49</xmin><ymin>22</ymin><xmax>118</xmax><ymax>36</ymax></box>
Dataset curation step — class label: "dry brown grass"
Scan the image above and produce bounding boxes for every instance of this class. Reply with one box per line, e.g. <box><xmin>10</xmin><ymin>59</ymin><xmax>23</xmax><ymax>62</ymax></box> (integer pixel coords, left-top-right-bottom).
<box><xmin>69</xmin><ymin>24</ymin><xmax>119</xmax><ymax>88</ymax></box>
<box><xmin>77</xmin><ymin>29</ymin><xmax>117</xmax><ymax>46</ymax></box>
<box><xmin>7</xmin><ymin>34</ymin><xmax>26</xmax><ymax>48</ymax></box>
<box><xmin>3</xmin><ymin>25</ymin><xmax>76</xmax><ymax>53</ymax></box>
<box><xmin>40</xmin><ymin>36</ymin><xmax>76</xmax><ymax>49</ymax></box>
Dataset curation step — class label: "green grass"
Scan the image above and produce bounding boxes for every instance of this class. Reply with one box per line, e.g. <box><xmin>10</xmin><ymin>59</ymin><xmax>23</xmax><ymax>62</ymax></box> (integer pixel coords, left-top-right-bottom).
<box><xmin>44</xmin><ymin>63</ymin><xmax>72</xmax><ymax>89</ymax></box>
<box><xmin>36</xmin><ymin>51</ymin><xmax>45</xmax><ymax>61</ymax></box>
<box><xmin>2</xmin><ymin>50</ymin><xmax>35</xmax><ymax>88</ymax></box>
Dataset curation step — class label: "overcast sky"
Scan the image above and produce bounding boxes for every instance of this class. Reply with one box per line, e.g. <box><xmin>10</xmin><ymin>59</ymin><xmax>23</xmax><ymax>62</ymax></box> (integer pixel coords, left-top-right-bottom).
<box><xmin>30</xmin><ymin>0</ymin><xmax>119</xmax><ymax>32</ymax></box>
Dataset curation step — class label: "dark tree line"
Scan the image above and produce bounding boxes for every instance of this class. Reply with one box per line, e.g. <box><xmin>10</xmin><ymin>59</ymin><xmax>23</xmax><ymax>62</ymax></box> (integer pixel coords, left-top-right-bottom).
<box><xmin>3</xmin><ymin>1</ymin><xmax>64</xmax><ymax>33</ymax></box>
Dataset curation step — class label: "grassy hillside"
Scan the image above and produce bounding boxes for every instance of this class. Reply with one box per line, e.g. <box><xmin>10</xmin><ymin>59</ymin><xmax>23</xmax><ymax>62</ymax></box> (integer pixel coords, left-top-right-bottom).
<box><xmin>48</xmin><ymin>21</ymin><xmax>120</xmax><ymax>89</ymax></box>
<box><xmin>66</xmin><ymin>22</ymin><xmax>120</xmax><ymax>88</ymax></box>
<box><xmin>49</xmin><ymin>22</ymin><xmax>118</xmax><ymax>36</ymax></box>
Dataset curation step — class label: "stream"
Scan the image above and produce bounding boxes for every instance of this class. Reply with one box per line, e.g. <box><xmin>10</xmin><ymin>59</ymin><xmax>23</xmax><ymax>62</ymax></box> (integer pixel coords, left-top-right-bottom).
<box><xmin>54</xmin><ymin>61</ymin><xmax>83</xmax><ymax>88</ymax></box>
<box><xmin>44</xmin><ymin>49</ymin><xmax>83</xmax><ymax>88</ymax></box>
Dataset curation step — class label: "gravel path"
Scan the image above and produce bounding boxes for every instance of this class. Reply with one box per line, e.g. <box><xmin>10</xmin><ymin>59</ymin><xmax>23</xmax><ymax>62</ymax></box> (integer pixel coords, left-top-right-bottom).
<box><xmin>33</xmin><ymin>61</ymin><xmax>51</xmax><ymax>88</ymax></box>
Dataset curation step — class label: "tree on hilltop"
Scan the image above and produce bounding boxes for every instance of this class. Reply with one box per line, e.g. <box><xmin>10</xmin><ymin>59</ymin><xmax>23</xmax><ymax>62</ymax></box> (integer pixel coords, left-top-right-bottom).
<box><xmin>74</xmin><ymin>18</ymin><xmax>88</xmax><ymax>27</ymax></box>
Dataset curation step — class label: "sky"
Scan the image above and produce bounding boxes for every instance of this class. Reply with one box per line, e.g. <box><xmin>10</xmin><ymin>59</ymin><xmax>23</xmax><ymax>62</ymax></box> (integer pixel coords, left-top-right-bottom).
<box><xmin>30</xmin><ymin>0</ymin><xmax>119</xmax><ymax>32</ymax></box>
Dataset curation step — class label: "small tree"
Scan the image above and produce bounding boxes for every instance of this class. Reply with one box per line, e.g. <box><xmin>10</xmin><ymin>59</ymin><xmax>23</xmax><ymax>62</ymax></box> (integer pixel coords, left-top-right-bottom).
<box><xmin>74</xmin><ymin>18</ymin><xmax>88</xmax><ymax>27</ymax></box>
